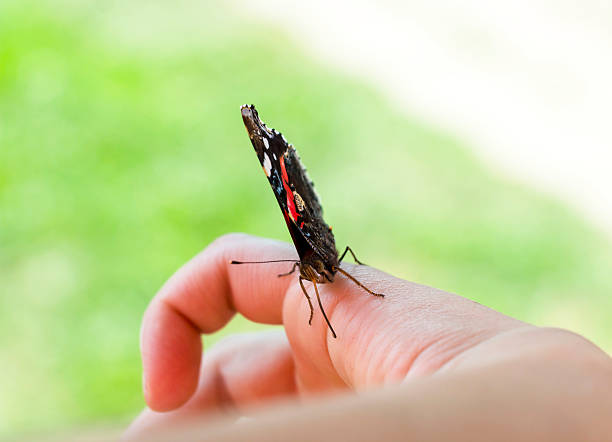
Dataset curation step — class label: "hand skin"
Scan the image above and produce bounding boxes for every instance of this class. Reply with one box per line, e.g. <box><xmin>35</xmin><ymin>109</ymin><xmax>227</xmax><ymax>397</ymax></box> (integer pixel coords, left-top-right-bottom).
<box><xmin>124</xmin><ymin>234</ymin><xmax>612</xmax><ymax>441</ymax></box>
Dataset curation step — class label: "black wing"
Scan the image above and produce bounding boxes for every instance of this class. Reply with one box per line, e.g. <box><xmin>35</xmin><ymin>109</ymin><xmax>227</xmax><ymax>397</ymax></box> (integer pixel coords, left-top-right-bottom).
<box><xmin>240</xmin><ymin>104</ymin><xmax>338</xmax><ymax>267</ymax></box>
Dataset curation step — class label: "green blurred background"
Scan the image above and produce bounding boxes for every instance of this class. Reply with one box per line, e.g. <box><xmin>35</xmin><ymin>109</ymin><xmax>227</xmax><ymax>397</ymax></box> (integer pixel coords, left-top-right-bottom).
<box><xmin>1</xmin><ymin>0</ymin><xmax>611</xmax><ymax>437</ymax></box>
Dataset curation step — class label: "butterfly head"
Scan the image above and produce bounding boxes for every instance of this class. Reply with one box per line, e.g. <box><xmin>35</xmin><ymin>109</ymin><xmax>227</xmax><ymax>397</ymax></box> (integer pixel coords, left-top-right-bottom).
<box><xmin>300</xmin><ymin>255</ymin><xmax>336</xmax><ymax>284</ymax></box>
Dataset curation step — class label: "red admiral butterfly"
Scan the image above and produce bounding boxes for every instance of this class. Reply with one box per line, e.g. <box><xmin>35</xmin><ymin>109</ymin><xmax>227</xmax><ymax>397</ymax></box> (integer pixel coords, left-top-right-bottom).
<box><xmin>232</xmin><ymin>104</ymin><xmax>384</xmax><ymax>338</ymax></box>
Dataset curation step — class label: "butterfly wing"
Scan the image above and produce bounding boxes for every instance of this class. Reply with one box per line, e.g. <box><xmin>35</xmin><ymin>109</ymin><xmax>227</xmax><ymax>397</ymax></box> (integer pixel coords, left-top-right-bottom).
<box><xmin>241</xmin><ymin>104</ymin><xmax>338</xmax><ymax>268</ymax></box>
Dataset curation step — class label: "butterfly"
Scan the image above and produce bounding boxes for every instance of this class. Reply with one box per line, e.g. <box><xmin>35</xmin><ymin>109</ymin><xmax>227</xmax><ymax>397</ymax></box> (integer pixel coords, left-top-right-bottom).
<box><xmin>232</xmin><ymin>104</ymin><xmax>384</xmax><ymax>338</ymax></box>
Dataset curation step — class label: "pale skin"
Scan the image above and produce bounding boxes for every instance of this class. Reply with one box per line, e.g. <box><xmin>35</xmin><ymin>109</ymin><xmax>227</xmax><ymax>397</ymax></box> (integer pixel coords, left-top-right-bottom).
<box><xmin>124</xmin><ymin>234</ymin><xmax>612</xmax><ymax>441</ymax></box>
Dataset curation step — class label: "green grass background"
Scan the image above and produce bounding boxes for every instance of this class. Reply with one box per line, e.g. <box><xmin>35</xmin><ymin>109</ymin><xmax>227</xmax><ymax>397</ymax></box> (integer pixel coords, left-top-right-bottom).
<box><xmin>1</xmin><ymin>0</ymin><xmax>611</xmax><ymax>436</ymax></box>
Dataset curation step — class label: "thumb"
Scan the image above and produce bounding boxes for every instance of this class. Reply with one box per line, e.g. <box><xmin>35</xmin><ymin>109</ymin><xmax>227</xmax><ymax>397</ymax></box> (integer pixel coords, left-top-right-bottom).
<box><xmin>281</xmin><ymin>263</ymin><xmax>525</xmax><ymax>390</ymax></box>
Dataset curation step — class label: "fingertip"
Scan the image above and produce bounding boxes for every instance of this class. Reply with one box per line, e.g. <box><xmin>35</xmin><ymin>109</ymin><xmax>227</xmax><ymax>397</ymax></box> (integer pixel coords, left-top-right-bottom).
<box><xmin>143</xmin><ymin>349</ymin><xmax>201</xmax><ymax>412</ymax></box>
<box><xmin>144</xmin><ymin>373</ymin><xmax>198</xmax><ymax>412</ymax></box>
<box><xmin>141</xmin><ymin>301</ymin><xmax>203</xmax><ymax>411</ymax></box>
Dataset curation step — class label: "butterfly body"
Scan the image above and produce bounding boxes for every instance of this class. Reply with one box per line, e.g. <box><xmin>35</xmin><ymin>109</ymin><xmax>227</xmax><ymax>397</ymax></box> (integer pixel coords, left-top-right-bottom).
<box><xmin>241</xmin><ymin>105</ymin><xmax>338</xmax><ymax>280</ymax></box>
<box><xmin>238</xmin><ymin>104</ymin><xmax>383</xmax><ymax>338</ymax></box>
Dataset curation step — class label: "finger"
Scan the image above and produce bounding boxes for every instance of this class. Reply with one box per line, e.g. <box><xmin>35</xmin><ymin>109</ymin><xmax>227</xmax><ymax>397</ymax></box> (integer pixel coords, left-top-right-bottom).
<box><xmin>283</xmin><ymin>263</ymin><xmax>527</xmax><ymax>390</ymax></box>
<box><xmin>126</xmin><ymin>331</ymin><xmax>296</xmax><ymax>441</ymax></box>
<box><xmin>141</xmin><ymin>233</ymin><xmax>298</xmax><ymax>411</ymax></box>
<box><xmin>191</xmin><ymin>331</ymin><xmax>296</xmax><ymax>411</ymax></box>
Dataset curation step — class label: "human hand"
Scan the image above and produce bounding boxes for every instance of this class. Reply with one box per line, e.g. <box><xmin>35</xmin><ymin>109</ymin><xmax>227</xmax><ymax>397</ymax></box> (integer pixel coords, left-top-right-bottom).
<box><xmin>124</xmin><ymin>234</ymin><xmax>612</xmax><ymax>441</ymax></box>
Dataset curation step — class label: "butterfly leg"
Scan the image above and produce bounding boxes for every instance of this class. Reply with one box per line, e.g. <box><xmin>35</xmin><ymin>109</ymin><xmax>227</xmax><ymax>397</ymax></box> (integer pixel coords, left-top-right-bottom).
<box><xmin>333</xmin><ymin>266</ymin><xmax>385</xmax><ymax>298</ymax></box>
<box><xmin>310</xmin><ymin>278</ymin><xmax>337</xmax><ymax>339</ymax></box>
<box><xmin>277</xmin><ymin>262</ymin><xmax>299</xmax><ymax>278</ymax></box>
<box><xmin>338</xmin><ymin>246</ymin><xmax>366</xmax><ymax>265</ymax></box>
<box><xmin>298</xmin><ymin>277</ymin><xmax>315</xmax><ymax>326</ymax></box>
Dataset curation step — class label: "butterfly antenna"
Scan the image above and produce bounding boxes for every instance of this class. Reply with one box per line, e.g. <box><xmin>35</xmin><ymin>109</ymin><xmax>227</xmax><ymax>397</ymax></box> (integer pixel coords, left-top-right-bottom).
<box><xmin>230</xmin><ymin>259</ymin><xmax>300</xmax><ymax>265</ymax></box>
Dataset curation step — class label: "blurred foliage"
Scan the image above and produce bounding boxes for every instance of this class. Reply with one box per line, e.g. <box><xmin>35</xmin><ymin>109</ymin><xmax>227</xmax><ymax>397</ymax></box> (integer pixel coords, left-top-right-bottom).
<box><xmin>1</xmin><ymin>0</ymin><xmax>611</xmax><ymax>437</ymax></box>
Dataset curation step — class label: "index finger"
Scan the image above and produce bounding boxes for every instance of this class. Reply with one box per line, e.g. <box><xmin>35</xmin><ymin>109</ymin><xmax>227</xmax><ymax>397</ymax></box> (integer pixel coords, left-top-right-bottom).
<box><xmin>141</xmin><ymin>233</ymin><xmax>297</xmax><ymax>411</ymax></box>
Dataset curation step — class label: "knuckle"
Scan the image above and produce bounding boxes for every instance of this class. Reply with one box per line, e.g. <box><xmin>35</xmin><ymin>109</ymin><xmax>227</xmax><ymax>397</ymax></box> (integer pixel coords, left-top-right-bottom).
<box><xmin>205</xmin><ymin>233</ymin><xmax>252</xmax><ymax>258</ymax></box>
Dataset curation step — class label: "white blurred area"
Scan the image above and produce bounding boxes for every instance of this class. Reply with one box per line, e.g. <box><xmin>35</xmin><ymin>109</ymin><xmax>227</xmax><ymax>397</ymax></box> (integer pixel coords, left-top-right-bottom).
<box><xmin>235</xmin><ymin>0</ymin><xmax>612</xmax><ymax>237</ymax></box>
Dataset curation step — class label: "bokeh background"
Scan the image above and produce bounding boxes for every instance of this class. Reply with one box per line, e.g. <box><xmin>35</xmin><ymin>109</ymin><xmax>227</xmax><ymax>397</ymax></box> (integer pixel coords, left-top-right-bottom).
<box><xmin>1</xmin><ymin>0</ymin><xmax>611</xmax><ymax>437</ymax></box>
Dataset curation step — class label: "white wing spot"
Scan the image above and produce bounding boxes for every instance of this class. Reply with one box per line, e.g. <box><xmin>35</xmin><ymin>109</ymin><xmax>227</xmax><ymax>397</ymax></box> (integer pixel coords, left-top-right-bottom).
<box><xmin>262</xmin><ymin>153</ymin><xmax>272</xmax><ymax>177</ymax></box>
<box><xmin>273</xmin><ymin>153</ymin><xmax>277</xmax><ymax>160</ymax></box>
<box><xmin>263</xmin><ymin>138</ymin><xmax>269</xmax><ymax>149</ymax></box>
